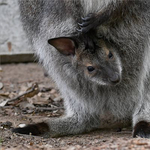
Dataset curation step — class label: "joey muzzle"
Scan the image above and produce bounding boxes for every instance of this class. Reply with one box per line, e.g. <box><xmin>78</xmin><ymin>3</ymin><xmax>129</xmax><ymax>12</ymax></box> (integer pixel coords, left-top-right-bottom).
<box><xmin>109</xmin><ymin>73</ymin><xmax>120</xmax><ymax>84</ymax></box>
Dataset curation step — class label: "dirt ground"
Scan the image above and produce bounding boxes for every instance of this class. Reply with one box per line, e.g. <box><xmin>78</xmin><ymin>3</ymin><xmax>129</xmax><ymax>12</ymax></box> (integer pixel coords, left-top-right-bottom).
<box><xmin>0</xmin><ymin>63</ymin><xmax>150</xmax><ymax>150</ymax></box>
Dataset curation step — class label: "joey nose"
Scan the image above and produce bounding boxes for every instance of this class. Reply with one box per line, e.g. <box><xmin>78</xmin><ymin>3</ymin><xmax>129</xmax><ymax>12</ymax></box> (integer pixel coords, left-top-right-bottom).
<box><xmin>109</xmin><ymin>73</ymin><xmax>120</xmax><ymax>84</ymax></box>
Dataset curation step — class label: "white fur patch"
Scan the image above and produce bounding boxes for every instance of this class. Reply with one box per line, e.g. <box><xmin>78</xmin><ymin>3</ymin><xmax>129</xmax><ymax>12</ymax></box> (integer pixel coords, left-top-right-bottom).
<box><xmin>80</xmin><ymin>0</ymin><xmax>116</xmax><ymax>15</ymax></box>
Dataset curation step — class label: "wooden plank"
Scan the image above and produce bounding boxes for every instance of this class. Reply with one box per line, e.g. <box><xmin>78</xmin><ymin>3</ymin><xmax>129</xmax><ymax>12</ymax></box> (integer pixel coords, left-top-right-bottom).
<box><xmin>0</xmin><ymin>54</ymin><xmax>36</xmax><ymax>64</ymax></box>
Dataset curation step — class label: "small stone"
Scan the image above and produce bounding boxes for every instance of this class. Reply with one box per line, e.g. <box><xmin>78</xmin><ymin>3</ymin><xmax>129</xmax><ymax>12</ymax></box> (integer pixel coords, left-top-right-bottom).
<box><xmin>53</xmin><ymin>96</ymin><xmax>62</xmax><ymax>102</ymax></box>
<box><xmin>60</xmin><ymin>141</ymin><xmax>65</xmax><ymax>145</ymax></box>
<box><xmin>19</xmin><ymin>124</ymin><xmax>26</xmax><ymax>128</ymax></box>
<box><xmin>1</xmin><ymin>121</ymin><xmax>12</xmax><ymax>128</ymax></box>
<box><xmin>50</xmin><ymin>89</ymin><xmax>56</xmax><ymax>94</ymax></box>
<box><xmin>0</xmin><ymin>67</ymin><xmax>2</xmax><ymax>72</ymax></box>
<box><xmin>0</xmin><ymin>82</ymin><xmax>3</xmax><ymax>90</ymax></box>
<box><xmin>38</xmin><ymin>92</ymin><xmax>42</xmax><ymax>97</ymax></box>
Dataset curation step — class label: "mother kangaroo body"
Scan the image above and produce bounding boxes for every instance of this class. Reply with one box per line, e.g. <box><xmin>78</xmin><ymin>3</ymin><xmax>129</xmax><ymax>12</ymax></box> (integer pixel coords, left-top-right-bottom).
<box><xmin>13</xmin><ymin>0</ymin><xmax>150</xmax><ymax>138</ymax></box>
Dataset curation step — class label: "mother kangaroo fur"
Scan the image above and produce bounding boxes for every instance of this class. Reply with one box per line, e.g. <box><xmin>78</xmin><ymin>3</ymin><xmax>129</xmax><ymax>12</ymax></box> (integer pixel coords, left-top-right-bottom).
<box><xmin>13</xmin><ymin>0</ymin><xmax>150</xmax><ymax>138</ymax></box>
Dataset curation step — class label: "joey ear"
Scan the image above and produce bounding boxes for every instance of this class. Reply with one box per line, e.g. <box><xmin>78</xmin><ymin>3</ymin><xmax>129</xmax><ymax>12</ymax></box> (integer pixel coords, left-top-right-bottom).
<box><xmin>48</xmin><ymin>37</ymin><xmax>76</xmax><ymax>55</ymax></box>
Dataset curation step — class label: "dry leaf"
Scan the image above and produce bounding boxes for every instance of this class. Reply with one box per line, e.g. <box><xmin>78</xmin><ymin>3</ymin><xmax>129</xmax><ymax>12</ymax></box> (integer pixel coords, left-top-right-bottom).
<box><xmin>0</xmin><ymin>92</ymin><xmax>9</xmax><ymax>97</ymax></box>
<box><xmin>0</xmin><ymin>99</ymin><xmax>9</xmax><ymax>107</ymax></box>
<box><xmin>24</xmin><ymin>83</ymin><xmax>39</xmax><ymax>98</ymax></box>
<box><xmin>19</xmin><ymin>101</ymin><xmax>35</xmax><ymax>110</ymax></box>
<box><xmin>30</xmin><ymin>94</ymin><xmax>50</xmax><ymax>105</ymax></box>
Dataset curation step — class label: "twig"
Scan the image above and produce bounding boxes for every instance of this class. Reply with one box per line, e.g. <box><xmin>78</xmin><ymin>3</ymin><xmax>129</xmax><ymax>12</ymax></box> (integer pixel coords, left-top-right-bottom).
<box><xmin>35</xmin><ymin>107</ymin><xmax>64</xmax><ymax>111</ymax></box>
<box><xmin>7</xmin><ymin>83</ymin><xmax>39</xmax><ymax>103</ymax></box>
<box><xmin>40</xmin><ymin>87</ymin><xmax>52</xmax><ymax>92</ymax></box>
<box><xmin>0</xmin><ymin>106</ymin><xmax>13</xmax><ymax>109</ymax></box>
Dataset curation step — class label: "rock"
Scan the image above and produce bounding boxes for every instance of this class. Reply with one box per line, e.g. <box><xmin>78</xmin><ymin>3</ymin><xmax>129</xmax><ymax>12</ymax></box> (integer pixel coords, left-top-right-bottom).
<box><xmin>1</xmin><ymin>121</ymin><xmax>12</xmax><ymax>128</ymax></box>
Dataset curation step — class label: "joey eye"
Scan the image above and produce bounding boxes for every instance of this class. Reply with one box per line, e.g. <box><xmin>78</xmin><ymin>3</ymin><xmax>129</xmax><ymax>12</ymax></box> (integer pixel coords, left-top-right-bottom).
<box><xmin>87</xmin><ymin>66</ymin><xmax>95</xmax><ymax>72</ymax></box>
<box><xmin>108</xmin><ymin>51</ymin><xmax>113</xmax><ymax>59</ymax></box>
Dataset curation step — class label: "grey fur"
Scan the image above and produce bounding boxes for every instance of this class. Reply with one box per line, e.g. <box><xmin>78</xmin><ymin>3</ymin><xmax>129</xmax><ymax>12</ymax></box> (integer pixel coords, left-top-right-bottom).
<box><xmin>17</xmin><ymin>0</ymin><xmax>150</xmax><ymax>137</ymax></box>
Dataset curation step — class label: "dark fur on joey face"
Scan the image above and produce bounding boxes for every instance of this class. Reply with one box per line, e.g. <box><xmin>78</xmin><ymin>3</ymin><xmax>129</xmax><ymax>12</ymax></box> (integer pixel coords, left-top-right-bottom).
<box><xmin>48</xmin><ymin>37</ymin><xmax>122</xmax><ymax>86</ymax></box>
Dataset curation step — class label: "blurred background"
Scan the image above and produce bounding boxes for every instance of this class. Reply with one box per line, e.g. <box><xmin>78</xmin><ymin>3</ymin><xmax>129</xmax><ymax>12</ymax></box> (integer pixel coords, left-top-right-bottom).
<box><xmin>0</xmin><ymin>0</ymin><xmax>34</xmax><ymax>63</ymax></box>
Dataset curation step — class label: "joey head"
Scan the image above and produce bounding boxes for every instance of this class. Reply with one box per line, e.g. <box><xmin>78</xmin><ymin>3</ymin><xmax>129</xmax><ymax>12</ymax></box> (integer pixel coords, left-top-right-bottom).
<box><xmin>48</xmin><ymin>37</ymin><xmax>122</xmax><ymax>86</ymax></box>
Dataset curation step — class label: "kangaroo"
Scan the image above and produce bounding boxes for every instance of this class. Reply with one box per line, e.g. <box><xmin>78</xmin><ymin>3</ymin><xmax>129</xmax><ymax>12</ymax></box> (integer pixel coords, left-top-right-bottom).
<box><xmin>13</xmin><ymin>0</ymin><xmax>150</xmax><ymax>138</ymax></box>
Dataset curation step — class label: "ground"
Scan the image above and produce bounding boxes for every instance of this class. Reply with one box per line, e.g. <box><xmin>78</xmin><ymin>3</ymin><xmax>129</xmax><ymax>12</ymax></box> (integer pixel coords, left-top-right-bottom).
<box><xmin>0</xmin><ymin>63</ymin><xmax>150</xmax><ymax>150</ymax></box>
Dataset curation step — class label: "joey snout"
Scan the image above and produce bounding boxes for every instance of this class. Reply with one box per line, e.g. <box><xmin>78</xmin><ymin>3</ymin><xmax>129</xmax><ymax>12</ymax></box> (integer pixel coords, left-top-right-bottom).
<box><xmin>108</xmin><ymin>73</ymin><xmax>120</xmax><ymax>84</ymax></box>
<box><xmin>101</xmin><ymin>72</ymin><xmax>120</xmax><ymax>85</ymax></box>
<box><xmin>86</xmin><ymin>65</ymin><xmax>121</xmax><ymax>86</ymax></box>
<box><xmin>101</xmin><ymin>66</ymin><xmax>121</xmax><ymax>85</ymax></box>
